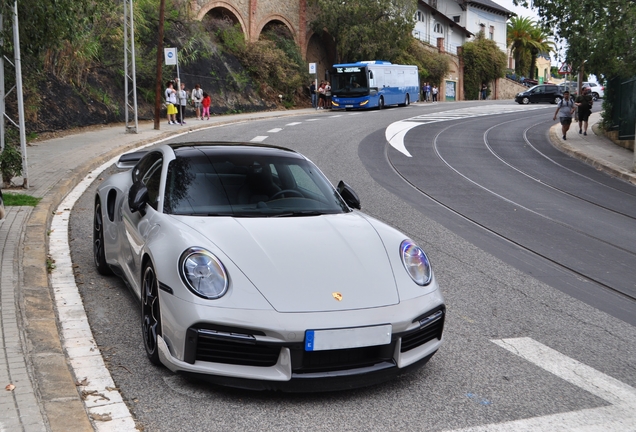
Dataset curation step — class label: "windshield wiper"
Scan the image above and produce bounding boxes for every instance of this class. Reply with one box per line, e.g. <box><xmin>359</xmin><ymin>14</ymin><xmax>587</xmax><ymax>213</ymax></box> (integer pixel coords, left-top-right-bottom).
<box><xmin>269</xmin><ymin>210</ymin><xmax>324</xmax><ymax>217</ymax></box>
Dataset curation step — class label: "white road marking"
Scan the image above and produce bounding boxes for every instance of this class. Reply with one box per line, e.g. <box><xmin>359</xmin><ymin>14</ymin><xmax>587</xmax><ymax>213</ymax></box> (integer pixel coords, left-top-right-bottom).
<box><xmin>250</xmin><ymin>136</ymin><xmax>268</xmax><ymax>142</ymax></box>
<box><xmin>267</xmin><ymin>128</ymin><xmax>283</xmax><ymax>133</ymax></box>
<box><xmin>449</xmin><ymin>337</ymin><xmax>636</xmax><ymax>431</ymax></box>
<box><xmin>348</xmin><ymin>112</ymin><xmax>362</xmax><ymax>115</ymax></box>
<box><xmin>286</xmin><ymin>122</ymin><xmax>302</xmax><ymax>126</ymax></box>
<box><xmin>305</xmin><ymin>118</ymin><xmax>320</xmax><ymax>121</ymax></box>
<box><xmin>387</xmin><ymin>104</ymin><xmax>550</xmax><ymax>157</ymax></box>
<box><xmin>329</xmin><ymin>115</ymin><xmax>343</xmax><ymax>118</ymax></box>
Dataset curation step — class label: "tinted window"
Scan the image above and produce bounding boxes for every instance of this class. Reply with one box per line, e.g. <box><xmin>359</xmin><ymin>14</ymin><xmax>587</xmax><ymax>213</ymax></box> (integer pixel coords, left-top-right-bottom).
<box><xmin>164</xmin><ymin>150</ymin><xmax>349</xmax><ymax>217</ymax></box>
<box><xmin>546</xmin><ymin>86</ymin><xmax>558</xmax><ymax>92</ymax></box>
<box><xmin>133</xmin><ymin>152</ymin><xmax>162</xmax><ymax>210</ymax></box>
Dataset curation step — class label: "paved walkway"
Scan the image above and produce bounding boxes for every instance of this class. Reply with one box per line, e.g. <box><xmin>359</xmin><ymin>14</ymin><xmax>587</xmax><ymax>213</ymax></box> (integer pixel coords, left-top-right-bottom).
<box><xmin>0</xmin><ymin>105</ymin><xmax>634</xmax><ymax>431</ymax></box>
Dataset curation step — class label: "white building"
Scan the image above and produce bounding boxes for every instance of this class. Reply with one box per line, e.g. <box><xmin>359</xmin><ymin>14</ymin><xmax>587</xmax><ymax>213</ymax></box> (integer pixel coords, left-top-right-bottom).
<box><xmin>413</xmin><ymin>0</ymin><xmax>513</xmax><ymax>55</ymax></box>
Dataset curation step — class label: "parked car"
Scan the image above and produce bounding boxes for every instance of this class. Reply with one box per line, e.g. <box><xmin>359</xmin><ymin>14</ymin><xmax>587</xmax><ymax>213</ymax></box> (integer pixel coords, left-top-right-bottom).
<box><xmin>582</xmin><ymin>82</ymin><xmax>604</xmax><ymax>100</ymax></box>
<box><xmin>515</xmin><ymin>84</ymin><xmax>564</xmax><ymax>104</ymax></box>
<box><xmin>93</xmin><ymin>142</ymin><xmax>446</xmax><ymax>391</ymax></box>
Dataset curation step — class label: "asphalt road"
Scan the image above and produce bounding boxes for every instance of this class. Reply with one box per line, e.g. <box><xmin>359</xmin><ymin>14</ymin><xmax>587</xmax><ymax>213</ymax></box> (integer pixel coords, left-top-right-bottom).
<box><xmin>69</xmin><ymin>101</ymin><xmax>636</xmax><ymax>431</ymax></box>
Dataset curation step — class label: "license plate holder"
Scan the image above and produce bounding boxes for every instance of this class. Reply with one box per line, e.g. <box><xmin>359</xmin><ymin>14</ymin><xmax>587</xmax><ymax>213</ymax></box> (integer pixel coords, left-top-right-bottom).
<box><xmin>305</xmin><ymin>324</ymin><xmax>392</xmax><ymax>351</ymax></box>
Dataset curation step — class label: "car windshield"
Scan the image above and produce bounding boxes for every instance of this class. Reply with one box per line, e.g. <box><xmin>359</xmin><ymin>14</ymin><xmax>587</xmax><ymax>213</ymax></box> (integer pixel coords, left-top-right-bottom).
<box><xmin>163</xmin><ymin>148</ymin><xmax>350</xmax><ymax>217</ymax></box>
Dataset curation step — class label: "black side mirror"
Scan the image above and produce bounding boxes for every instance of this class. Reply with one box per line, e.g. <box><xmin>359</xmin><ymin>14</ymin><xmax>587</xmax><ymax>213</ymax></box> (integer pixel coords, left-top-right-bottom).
<box><xmin>337</xmin><ymin>180</ymin><xmax>361</xmax><ymax>210</ymax></box>
<box><xmin>129</xmin><ymin>181</ymin><xmax>149</xmax><ymax>215</ymax></box>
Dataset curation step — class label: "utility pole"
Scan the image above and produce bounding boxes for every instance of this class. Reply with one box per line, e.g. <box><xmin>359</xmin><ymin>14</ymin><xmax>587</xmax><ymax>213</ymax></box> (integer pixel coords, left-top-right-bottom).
<box><xmin>123</xmin><ymin>0</ymin><xmax>139</xmax><ymax>133</ymax></box>
<box><xmin>0</xmin><ymin>4</ymin><xmax>28</xmax><ymax>188</ymax></box>
<box><xmin>154</xmin><ymin>0</ymin><xmax>166</xmax><ymax>130</ymax></box>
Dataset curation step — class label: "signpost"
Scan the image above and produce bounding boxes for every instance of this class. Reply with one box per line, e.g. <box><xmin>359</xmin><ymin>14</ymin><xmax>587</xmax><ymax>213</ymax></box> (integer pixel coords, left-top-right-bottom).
<box><xmin>309</xmin><ymin>62</ymin><xmax>317</xmax><ymax>109</ymax></box>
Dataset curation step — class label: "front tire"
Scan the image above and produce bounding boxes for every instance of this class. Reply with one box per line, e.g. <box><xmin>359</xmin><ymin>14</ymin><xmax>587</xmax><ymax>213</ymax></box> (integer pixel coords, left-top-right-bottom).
<box><xmin>93</xmin><ymin>200</ymin><xmax>113</xmax><ymax>276</ymax></box>
<box><xmin>553</xmin><ymin>97</ymin><xmax>562</xmax><ymax>104</ymax></box>
<box><xmin>142</xmin><ymin>262</ymin><xmax>162</xmax><ymax>365</ymax></box>
<box><xmin>377</xmin><ymin>96</ymin><xmax>384</xmax><ymax>110</ymax></box>
<box><xmin>521</xmin><ymin>97</ymin><xmax>530</xmax><ymax>104</ymax></box>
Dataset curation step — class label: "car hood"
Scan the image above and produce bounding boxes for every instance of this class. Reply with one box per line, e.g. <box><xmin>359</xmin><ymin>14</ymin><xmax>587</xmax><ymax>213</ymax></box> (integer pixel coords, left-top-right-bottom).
<box><xmin>176</xmin><ymin>213</ymin><xmax>399</xmax><ymax>312</ymax></box>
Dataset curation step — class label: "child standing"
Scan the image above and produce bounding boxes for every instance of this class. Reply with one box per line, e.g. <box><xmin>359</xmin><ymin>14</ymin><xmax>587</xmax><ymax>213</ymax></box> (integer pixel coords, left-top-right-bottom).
<box><xmin>201</xmin><ymin>92</ymin><xmax>211</xmax><ymax>120</ymax></box>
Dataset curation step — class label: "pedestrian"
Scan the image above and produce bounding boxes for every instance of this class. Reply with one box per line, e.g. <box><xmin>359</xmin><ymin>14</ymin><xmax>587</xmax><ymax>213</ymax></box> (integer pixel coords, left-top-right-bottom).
<box><xmin>325</xmin><ymin>81</ymin><xmax>332</xmax><ymax>109</ymax></box>
<box><xmin>201</xmin><ymin>92</ymin><xmax>211</xmax><ymax>120</ymax></box>
<box><xmin>317</xmin><ymin>81</ymin><xmax>326</xmax><ymax>109</ymax></box>
<box><xmin>575</xmin><ymin>86</ymin><xmax>593</xmax><ymax>136</ymax></box>
<box><xmin>432</xmin><ymin>85</ymin><xmax>438</xmax><ymax>102</ymax></box>
<box><xmin>425</xmin><ymin>82</ymin><xmax>431</xmax><ymax>102</ymax></box>
<box><xmin>191</xmin><ymin>84</ymin><xmax>203</xmax><ymax>120</ymax></box>
<box><xmin>310</xmin><ymin>81</ymin><xmax>317</xmax><ymax>108</ymax></box>
<box><xmin>177</xmin><ymin>82</ymin><xmax>188</xmax><ymax>125</ymax></box>
<box><xmin>481</xmin><ymin>83</ymin><xmax>488</xmax><ymax>100</ymax></box>
<box><xmin>553</xmin><ymin>90</ymin><xmax>576</xmax><ymax>140</ymax></box>
<box><xmin>0</xmin><ymin>188</ymin><xmax>5</xmax><ymax>220</ymax></box>
<box><xmin>164</xmin><ymin>81</ymin><xmax>178</xmax><ymax>125</ymax></box>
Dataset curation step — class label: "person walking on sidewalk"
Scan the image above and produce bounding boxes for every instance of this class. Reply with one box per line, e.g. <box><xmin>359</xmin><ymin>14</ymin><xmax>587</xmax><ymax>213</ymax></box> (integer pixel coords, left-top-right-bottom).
<box><xmin>575</xmin><ymin>86</ymin><xmax>593</xmax><ymax>136</ymax></box>
<box><xmin>553</xmin><ymin>90</ymin><xmax>576</xmax><ymax>140</ymax></box>
<box><xmin>432</xmin><ymin>85</ymin><xmax>438</xmax><ymax>102</ymax></box>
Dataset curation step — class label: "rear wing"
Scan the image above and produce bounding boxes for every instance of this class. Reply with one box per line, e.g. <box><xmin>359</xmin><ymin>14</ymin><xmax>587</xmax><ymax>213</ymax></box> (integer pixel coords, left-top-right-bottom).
<box><xmin>116</xmin><ymin>151</ymin><xmax>148</xmax><ymax>169</ymax></box>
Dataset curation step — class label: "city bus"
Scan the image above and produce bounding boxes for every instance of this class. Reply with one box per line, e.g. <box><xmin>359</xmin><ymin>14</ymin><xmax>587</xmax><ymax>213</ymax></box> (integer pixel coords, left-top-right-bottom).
<box><xmin>329</xmin><ymin>61</ymin><xmax>419</xmax><ymax>110</ymax></box>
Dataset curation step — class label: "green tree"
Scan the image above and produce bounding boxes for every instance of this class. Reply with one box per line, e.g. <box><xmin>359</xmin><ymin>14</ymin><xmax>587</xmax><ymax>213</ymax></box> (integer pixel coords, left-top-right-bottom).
<box><xmin>395</xmin><ymin>39</ymin><xmax>450</xmax><ymax>85</ymax></box>
<box><xmin>507</xmin><ymin>16</ymin><xmax>534</xmax><ymax>77</ymax></box>
<box><xmin>514</xmin><ymin>0</ymin><xmax>636</xmax><ymax>79</ymax></box>
<box><xmin>461</xmin><ymin>31</ymin><xmax>507</xmax><ymax>100</ymax></box>
<box><xmin>309</xmin><ymin>0</ymin><xmax>416</xmax><ymax>63</ymax></box>
<box><xmin>528</xmin><ymin>27</ymin><xmax>555</xmax><ymax>80</ymax></box>
<box><xmin>507</xmin><ymin>16</ymin><xmax>550</xmax><ymax>78</ymax></box>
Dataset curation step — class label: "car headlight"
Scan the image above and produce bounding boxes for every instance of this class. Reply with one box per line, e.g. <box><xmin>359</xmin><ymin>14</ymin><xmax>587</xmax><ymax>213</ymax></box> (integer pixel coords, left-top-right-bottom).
<box><xmin>400</xmin><ymin>240</ymin><xmax>432</xmax><ymax>286</ymax></box>
<box><xmin>179</xmin><ymin>247</ymin><xmax>228</xmax><ymax>299</ymax></box>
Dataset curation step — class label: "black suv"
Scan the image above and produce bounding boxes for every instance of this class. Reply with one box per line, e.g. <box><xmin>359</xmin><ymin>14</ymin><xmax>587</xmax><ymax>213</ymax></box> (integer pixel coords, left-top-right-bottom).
<box><xmin>515</xmin><ymin>84</ymin><xmax>564</xmax><ymax>104</ymax></box>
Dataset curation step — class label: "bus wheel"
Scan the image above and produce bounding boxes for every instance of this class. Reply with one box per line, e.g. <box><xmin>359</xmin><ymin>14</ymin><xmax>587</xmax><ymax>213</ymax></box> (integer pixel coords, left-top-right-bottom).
<box><xmin>399</xmin><ymin>94</ymin><xmax>410</xmax><ymax>107</ymax></box>
<box><xmin>377</xmin><ymin>96</ymin><xmax>384</xmax><ymax>110</ymax></box>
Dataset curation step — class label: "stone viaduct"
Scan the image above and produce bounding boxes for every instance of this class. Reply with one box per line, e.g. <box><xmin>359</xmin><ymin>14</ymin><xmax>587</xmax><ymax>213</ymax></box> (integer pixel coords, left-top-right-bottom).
<box><xmin>189</xmin><ymin>0</ymin><xmax>333</xmax><ymax>78</ymax></box>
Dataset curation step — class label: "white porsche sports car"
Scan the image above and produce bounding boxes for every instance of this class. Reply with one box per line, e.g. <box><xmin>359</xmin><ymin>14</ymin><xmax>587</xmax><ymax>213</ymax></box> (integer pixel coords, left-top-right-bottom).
<box><xmin>93</xmin><ymin>142</ymin><xmax>445</xmax><ymax>391</ymax></box>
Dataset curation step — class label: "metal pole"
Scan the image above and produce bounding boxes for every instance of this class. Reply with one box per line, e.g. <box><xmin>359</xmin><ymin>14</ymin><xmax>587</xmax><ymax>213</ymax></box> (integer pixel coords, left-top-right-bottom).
<box><xmin>124</xmin><ymin>0</ymin><xmax>138</xmax><ymax>133</ymax></box>
<box><xmin>0</xmin><ymin>14</ymin><xmax>5</xmax><ymax>152</ymax></box>
<box><xmin>153</xmin><ymin>0</ymin><xmax>166</xmax><ymax>130</ymax></box>
<box><xmin>13</xmin><ymin>1</ymin><xmax>27</xmax><ymax>188</ymax></box>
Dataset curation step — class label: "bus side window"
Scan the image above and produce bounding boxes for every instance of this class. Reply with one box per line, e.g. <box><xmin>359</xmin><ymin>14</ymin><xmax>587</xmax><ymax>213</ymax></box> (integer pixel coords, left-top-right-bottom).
<box><xmin>369</xmin><ymin>71</ymin><xmax>374</xmax><ymax>79</ymax></box>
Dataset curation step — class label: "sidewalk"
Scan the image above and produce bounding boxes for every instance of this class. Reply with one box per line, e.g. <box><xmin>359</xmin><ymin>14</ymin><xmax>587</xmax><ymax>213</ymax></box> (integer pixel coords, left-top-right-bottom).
<box><xmin>549</xmin><ymin>111</ymin><xmax>636</xmax><ymax>185</ymax></box>
<box><xmin>1</xmin><ymin>106</ymin><xmax>635</xmax><ymax>431</ymax></box>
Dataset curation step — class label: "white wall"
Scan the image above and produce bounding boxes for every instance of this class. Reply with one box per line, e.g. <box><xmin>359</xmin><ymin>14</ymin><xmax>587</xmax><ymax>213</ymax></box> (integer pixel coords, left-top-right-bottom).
<box><xmin>465</xmin><ymin>8</ymin><xmax>508</xmax><ymax>52</ymax></box>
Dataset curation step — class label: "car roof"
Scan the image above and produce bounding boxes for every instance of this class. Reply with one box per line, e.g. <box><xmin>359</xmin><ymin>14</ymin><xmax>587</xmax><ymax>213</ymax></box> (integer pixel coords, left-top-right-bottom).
<box><xmin>168</xmin><ymin>142</ymin><xmax>305</xmax><ymax>160</ymax></box>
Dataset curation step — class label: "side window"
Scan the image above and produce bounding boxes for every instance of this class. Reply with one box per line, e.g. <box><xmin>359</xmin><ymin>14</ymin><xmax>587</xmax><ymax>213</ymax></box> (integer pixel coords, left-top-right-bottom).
<box><xmin>132</xmin><ymin>152</ymin><xmax>163</xmax><ymax>210</ymax></box>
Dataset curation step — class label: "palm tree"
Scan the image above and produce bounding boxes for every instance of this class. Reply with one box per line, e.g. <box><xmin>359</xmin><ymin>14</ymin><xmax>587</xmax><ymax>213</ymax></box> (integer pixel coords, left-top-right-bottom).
<box><xmin>507</xmin><ymin>16</ymin><xmax>537</xmax><ymax>76</ymax></box>
<box><xmin>528</xmin><ymin>27</ymin><xmax>556</xmax><ymax>79</ymax></box>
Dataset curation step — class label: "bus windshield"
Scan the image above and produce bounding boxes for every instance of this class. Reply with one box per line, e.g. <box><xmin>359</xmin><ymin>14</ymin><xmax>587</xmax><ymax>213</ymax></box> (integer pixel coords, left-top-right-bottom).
<box><xmin>330</xmin><ymin>66</ymin><xmax>369</xmax><ymax>96</ymax></box>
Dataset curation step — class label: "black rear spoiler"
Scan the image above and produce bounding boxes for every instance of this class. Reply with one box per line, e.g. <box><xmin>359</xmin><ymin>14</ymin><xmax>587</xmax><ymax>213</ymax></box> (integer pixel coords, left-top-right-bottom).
<box><xmin>116</xmin><ymin>151</ymin><xmax>148</xmax><ymax>169</ymax></box>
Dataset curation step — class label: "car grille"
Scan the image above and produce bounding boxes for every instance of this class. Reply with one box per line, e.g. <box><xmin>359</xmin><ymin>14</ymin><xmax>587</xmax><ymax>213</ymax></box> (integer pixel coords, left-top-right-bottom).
<box><xmin>291</xmin><ymin>344</ymin><xmax>395</xmax><ymax>374</ymax></box>
<box><xmin>400</xmin><ymin>308</ymin><xmax>445</xmax><ymax>353</ymax></box>
<box><xmin>185</xmin><ymin>327</ymin><xmax>280</xmax><ymax>367</ymax></box>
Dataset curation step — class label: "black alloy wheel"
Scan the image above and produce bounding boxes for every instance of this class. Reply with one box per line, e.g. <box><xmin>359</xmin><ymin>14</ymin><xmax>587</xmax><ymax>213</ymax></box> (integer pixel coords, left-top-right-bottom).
<box><xmin>142</xmin><ymin>262</ymin><xmax>162</xmax><ymax>365</ymax></box>
<box><xmin>93</xmin><ymin>201</ymin><xmax>113</xmax><ymax>276</ymax></box>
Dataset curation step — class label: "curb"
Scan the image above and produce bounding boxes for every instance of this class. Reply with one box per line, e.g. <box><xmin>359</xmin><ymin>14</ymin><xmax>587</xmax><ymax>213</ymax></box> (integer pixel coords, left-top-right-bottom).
<box><xmin>20</xmin><ymin>112</ymin><xmax>314</xmax><ymax>431</ymax></box>
<box><xmin>548</xmin><ymin>122</ymin><xmax>636</xmax><ymax>186</ymax></box>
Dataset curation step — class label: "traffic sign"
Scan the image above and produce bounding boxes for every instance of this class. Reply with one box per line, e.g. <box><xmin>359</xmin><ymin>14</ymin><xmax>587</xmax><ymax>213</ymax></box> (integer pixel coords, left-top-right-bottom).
<box><xmin>558</xmin><ymin>63</ymin><xmax>572</xmax><ymax>74</ymax></box>
<box><xmin>164</xmin><ymin>48</ymin><xmax>177</xmax><ymax>65</ymax></box>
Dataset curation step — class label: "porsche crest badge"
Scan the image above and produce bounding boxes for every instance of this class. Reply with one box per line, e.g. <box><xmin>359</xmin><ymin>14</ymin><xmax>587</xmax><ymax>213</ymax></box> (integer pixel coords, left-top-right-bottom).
<box><xmin>332</xmin><ymin>292</ymin><xmax>343</xmax><ymax>301</ymax></box>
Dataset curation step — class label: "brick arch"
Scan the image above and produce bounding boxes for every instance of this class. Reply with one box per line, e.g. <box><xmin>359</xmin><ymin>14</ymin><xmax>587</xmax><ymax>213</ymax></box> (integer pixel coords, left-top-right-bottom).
<box><xmin>256</xmin><ymin>14</ymin><xmax>298</xmax><ymax>45</ymax></box>
<box><xmin>196</xmin><ymin>1</ymin><xmax>248</xmax><ymax>38</ymax></box>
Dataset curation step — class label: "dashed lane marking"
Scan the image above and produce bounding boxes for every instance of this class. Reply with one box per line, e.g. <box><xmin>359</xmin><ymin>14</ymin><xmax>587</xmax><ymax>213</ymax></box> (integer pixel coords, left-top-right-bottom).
<box><xmin>267</xmin><ymin>128</ymin><xmax>283</xmax><ymax>133</ymax></box>
<box><xmin>286</xmin><ymin>122</ymin><xmax>302</xmax><ymax>126</ymax></box>
<box><xmin>250</xmin><ymin>136</ymin><xmax>268</xmax><ymax>142</ymax></box>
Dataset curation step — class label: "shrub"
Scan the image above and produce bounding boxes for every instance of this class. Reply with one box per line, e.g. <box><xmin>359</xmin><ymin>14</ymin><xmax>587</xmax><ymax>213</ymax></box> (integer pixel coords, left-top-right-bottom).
<box><xmin>0</xmin><ymin>145</ymin><xmax>23</xmax><ymax>185</ymax></box>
